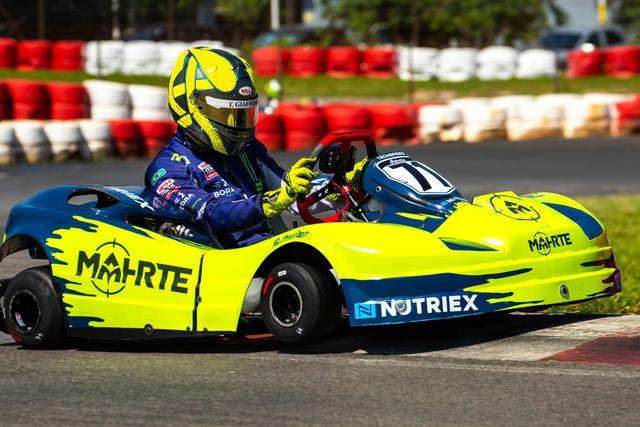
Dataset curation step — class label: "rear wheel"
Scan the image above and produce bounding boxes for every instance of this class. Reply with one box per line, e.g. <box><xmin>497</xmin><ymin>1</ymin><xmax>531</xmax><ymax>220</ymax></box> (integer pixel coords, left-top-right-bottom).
<box><xmin>261</xmin><ymin>262</ymin><xmax>340</xmax><ymax>345</ymax></box>
<box><xmin>3</xmin><ymin>266</ymin><xmax>68</xmax><ymax>349</ymax></box>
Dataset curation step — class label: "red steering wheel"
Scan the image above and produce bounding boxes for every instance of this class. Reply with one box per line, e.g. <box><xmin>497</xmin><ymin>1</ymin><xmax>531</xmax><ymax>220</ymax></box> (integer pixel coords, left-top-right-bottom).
<box><xmin>297</xmin><ymin>130</ymin><xmax>378</xmax><ymax>224</ymax></box>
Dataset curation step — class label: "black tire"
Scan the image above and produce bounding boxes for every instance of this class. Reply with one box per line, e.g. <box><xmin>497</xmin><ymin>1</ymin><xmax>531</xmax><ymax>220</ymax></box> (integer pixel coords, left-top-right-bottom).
<box><xmin>0</xmin><ymin>278</ymin><xmax>9</xmax><ymax>334</ymax></box>
<box><xmin>2</xmin><ymin>266</ymin><xmax>68</xmax><ymax>349</ymax></box>
<box><xmin>261</xmin><ymin>262</ymin><xmax>341</xmax><ymax>345</ymax></box>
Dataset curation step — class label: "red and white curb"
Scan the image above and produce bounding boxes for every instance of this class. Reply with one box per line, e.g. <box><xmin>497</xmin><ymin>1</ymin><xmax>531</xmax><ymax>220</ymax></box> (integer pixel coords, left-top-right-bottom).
<box><xmin>401</xmin><ymin>313</ymin><xmax>640</xmax><ymax>365</ymax></box>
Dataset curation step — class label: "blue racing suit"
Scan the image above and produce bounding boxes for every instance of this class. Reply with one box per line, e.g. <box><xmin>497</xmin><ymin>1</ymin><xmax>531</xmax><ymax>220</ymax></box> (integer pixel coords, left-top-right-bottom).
<box><xmin>145</xmin><ymin>130</ymin><xmax>288</xmax><ymax>248</ymax></box>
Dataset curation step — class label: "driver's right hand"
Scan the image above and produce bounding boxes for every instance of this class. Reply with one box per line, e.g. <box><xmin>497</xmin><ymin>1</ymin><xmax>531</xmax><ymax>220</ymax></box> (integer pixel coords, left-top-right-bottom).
<box><xmin>284</xmin><ymin>155</ymin><xmax>319</xmax><ymax>196</ymax></box>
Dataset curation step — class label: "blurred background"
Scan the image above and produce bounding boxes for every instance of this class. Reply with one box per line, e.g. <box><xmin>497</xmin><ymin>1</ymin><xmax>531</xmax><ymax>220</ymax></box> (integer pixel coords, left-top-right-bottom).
<box><xmin>0</xmin><ymin>0</ymin><xmax>636</xmax><ymax>53</ymax></box>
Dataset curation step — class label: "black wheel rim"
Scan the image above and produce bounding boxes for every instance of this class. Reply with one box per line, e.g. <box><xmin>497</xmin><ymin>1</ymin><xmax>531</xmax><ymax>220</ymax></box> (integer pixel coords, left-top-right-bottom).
<box><xmin>269</xmin><ymin>282</ymin><xmax>303</xmax><ymax>328</ymax></box>
<box><xmin>9</xmin><ymin>290</ymin><xmax>41</xmax><ymax>335</ymax></box>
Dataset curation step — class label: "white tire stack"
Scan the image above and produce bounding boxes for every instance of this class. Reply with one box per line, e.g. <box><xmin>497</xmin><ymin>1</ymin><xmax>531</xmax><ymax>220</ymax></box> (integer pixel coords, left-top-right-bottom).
<box><xmin>449</xmin><ymin>98</ymin><xmax>506</xmax><ymax>142</ymax></box>
<box><xmin>120</xmin><ymin>41</ymin><xmax>160</xmax><ymax>75</ymax></box>
<box><xmin>476</xmin><ymin>46</ymin><xmax>518</xmax><ymax>81</ymax></box>
<box><xmin>563</xmin><ymin>93</ymin><xmax>629</xmax><ymax>139</ymax></box>
<box><xmin>156</xmin><ymin>41</ymin><xmax>190</xmax><ymax>76</ymax></box>
<box><xmin>0</xmin><ymin>122</ymin><xmax>18</xmax><ymax>166</ymax></box>
<box><xmin>78</xmin><ymin>120</ymin><xmax>113</xmax><ymax>160</ymax></box>
<box><xmin>189</xmin><ymin>40</ymin><xmax>225</xmax><ymax>49</ymax></box>
<box><xmin>417</xmin><ymin>104</ymin><xmax>463</xmax><ymax>143</ymax></box>
<box><xmin>127</xmin><ymin>84</ymin><xmax>169</xmax><ymax>120</ymax></box>
<box><xmin>84</xmin><ymin>40</ymin><xmax>124</xmax><ymax>75</ymax></box>
<box><xmin>13</xmin><ymin>120</ymin><xmax>52</xmax><ymax>163</ymax></box>
<box><xmin>397</xmin><ymin>46</ymin><xmax>439</xmax><ymax>81</ymax></box>
<box><xmin>436</xmin><ymin>48</ymin><xmax>478</xmax><ymax>82</ymax></box>
<box><xmin>515</xmin><ymin>49</ymin><xmax>557</xmax><ymax>79</ymax></box>
<box><xmin>490</xmin><ymin>95</ymin><xmax>535</xmax><ymax>118</ymax></box>
<box><xmin>505</xmin><ymin>95</ymin><xmax>573</xmax><ymax>141</ymax></box>
<box><xmin>84</xmin><ymin>79</ymin><xmax>131</xmax><ymax>120</ymax></box>
<box><xmin>43</xmin><ymin>121</ymin><xmax>85</xmax><ymax>161</ymax></box>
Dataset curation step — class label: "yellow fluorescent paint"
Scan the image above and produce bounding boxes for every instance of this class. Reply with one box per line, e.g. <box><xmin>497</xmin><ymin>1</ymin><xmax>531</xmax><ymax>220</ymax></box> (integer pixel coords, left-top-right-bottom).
<box><xmin>38</xmin><ymin>187</ymin><xmax>615</xmax><ymax>334</ymax></box>
<box><xmin>190</xmin><ymin>49</ymin><xmax>236</xmax><ymax>92</ymax></box>
<box><xmin>46</xmin><ymin>216</ymin><xmax>206</xmax><ymax>331</ymax></box>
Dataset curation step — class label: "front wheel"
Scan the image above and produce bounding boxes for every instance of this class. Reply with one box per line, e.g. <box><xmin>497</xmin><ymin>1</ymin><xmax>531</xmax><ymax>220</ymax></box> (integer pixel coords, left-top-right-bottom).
<box><xmin>261</xmin><ymin>262</ymin><xmax>341</xmax><ymax>345</ymax></box>
<box><xmin>2</xmin><ymin>266</ymin><xmax>68</xmax><ymax>349</ymax></box>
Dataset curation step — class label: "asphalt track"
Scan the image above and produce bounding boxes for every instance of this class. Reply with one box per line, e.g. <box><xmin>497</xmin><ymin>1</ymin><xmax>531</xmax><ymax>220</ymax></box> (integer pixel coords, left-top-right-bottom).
<box><xmin>1</xmin><ymin>136</ymin><xmax>640</xmax><ymax>426</ymax></box>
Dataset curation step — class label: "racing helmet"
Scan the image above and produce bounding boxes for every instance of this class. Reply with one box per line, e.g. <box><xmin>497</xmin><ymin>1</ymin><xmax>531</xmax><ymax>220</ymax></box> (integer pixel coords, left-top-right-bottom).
<box><xmin>168</xmin><ymin>47</ymin><xmax>259</xmax><ymax>155</ymax></box>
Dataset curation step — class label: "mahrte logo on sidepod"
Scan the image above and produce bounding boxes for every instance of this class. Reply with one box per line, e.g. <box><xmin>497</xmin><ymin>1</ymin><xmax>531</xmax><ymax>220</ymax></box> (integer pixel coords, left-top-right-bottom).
<box><xmin>528</xmin><ymin>231</ymin><xmax>572</xmax><ymax>256</ymax></box>
<box><xmin>76</xmin><ymin>239</ymin><xmax>192</xmax><ymax>297</ymax></box>
<box><xmin>490</xmin><ymin>194</ymin><xmax>540</xmax><ymax>221</ymax></box>
<box><xmin>355</xmin><ymin>294</ymin><xmax>479</xmax><ymax>320</ymax></box>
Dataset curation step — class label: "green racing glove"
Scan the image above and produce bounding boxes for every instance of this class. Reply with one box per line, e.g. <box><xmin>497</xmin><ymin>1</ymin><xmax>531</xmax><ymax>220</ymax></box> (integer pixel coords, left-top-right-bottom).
<box><xmin>345</xmin><ymin>157</ymin><xmax>368</xmax><ymax>191</ymax></box>
<box><xmin>262</xmin><ymin>155</ymin><xmax>319</xmax><ymax>218</ymax></box>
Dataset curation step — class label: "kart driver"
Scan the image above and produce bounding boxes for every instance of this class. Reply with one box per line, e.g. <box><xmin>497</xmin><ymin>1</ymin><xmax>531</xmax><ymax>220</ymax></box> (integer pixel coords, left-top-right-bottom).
<box><xmin>145</xmin><ymin>47</ymin><xmax>364</xmax><ymax>248</ymax></box>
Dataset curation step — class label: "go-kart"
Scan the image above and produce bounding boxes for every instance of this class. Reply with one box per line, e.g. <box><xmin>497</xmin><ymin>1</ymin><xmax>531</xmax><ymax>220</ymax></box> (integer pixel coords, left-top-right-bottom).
<box><xmin>0</xmin><ymin>130</ymin><xmax>621</xmax><ymax>348</ymax></box>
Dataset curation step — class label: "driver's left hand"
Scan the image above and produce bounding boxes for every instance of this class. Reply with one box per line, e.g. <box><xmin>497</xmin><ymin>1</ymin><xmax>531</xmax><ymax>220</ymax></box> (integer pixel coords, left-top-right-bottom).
<box><xmin>345</xmin><ymin>157</ymin><xmax>368</xmax><ymax>191</ymax></box>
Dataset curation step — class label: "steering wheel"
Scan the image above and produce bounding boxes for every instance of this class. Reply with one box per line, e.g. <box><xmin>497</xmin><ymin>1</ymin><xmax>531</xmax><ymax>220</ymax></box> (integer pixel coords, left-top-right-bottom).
<box><xmin>297</xmin><ymin>130</ymin><xmax>378</xmax><ymax>224</ymax></box>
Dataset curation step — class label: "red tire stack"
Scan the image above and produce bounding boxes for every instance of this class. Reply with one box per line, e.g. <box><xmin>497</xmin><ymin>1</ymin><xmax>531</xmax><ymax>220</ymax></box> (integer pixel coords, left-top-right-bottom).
<box><xmin>4</xmin><ymin>79</ymin><xmax>49</xmax><ymax>119</ymax></box>
<box><xmin>567</xmin><ymin>49</ymin><xmax>604</xmax><ymax>78</ymax></box>
<box><xmin>366</xmin><ymin>103</ymin><xmax>417</xmax><ymax>146</ymax></box>
<box><xmin>137</xmin><ymin>120</ymin><xmax>173</xmax><ymax>157</ymax></box>
<box><xmin>362</xmin><ymin>46</ymin><xmax>396</xmax><ymax>78</ymax></box>
<box><xmin>46</xmin><ymin>81</ymin><xmax>88</xmax><ymax>120</ymax></box>
<box><xmin>0</xmin><ymin>38</ymin><xmax>17</xmax><ymax>69</ymax></box>
<box><xmin>610</xmin><ymin>95</ymin><xmax>640</xmax><ymax>137</ymax></box>
<box><xmin>251</xmin><ymin>46</ymin><xmax>290</xmax><ymax>77</ymax></box>
<box><xmin>109</xmin><ymin>119</ymin><xmax>144</xmax><ymax>158</ymax></box>
<box><xmin>326</xmin><ymin>46</ymin><xmax>361</xmax><ymax>78</ymax></box>
<box><xmin>256</xmin><ymin>112</ymin><xmax>285</xmax><ymax>151</ymax></box>
<box><xmin>604</xmin><ymin>45</ymin><xmax>640</xmax><ymax>78</ymax></box>
<box><xmin>51</xmin><ymin>40</ymin><xmax>86</xmax><ymax>71</ymax></box>
<box><xmin>0</xmin><ymin>82</ymin><xmax>10</xmax><ymax>120</ymax></box>
<box><xmin>322</xmin><ymin>103</ymin><xmax>371</xmax><ymax>133</ymax></box>
<box><xmin>16</xmin><ymin>40</ymin><xmax>52</xmax><ymax>71</ymax></box>
<box><xmin>278</xmin><ymin>102</ymin><xmax>326</xmax><ymax>151</ymax></box>
<box><xmin>288</xmin><ymin>46</ymin><xmax>326</xmax><ymax>77</ymax></box>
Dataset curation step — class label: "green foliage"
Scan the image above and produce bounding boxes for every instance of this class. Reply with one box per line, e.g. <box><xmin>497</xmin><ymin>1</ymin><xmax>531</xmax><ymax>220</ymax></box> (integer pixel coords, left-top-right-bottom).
<box><xmin>321</xmin><ymin>0</ymin><xmax>562</xmax><ymax>47</ymax></box>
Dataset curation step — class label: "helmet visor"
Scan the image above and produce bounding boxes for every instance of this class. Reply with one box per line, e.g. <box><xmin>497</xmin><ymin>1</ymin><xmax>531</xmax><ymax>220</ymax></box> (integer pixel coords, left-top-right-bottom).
<box><xmin>197</xmin><ymin>93</ymin><xmax>259</xmax><ymax>130</ymax></box>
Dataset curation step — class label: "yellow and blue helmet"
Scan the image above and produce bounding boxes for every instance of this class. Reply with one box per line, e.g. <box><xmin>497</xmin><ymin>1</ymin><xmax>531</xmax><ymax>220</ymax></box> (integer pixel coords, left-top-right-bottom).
<box><xmin>168</xmin><ymin>47</ymin><xmax>259</xmax><ymax>155</ymax></box>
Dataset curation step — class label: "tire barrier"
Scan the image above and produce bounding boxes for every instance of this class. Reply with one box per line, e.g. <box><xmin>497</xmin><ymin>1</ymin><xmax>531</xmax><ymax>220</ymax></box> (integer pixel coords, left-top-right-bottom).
<box><xmin>515</xmin><ymin>49</ymin><xmax>557</xmax><ymax>79</ymax></box>
<box><xmin>366</xmin><ymin>103</ymin><xmax>417</xmax><ymax>145</ymax></box>
<box><xmin>288</xmin><ymin>46</ymin><xmax>326</xmax><ymax>77</ymax></box>
<box><xmin>476</xmin><ymin>46</ymin><xmax>518</xmax><ymax>81</ymax></box>
<box><xmin>4</xmin><ymin>79</ymin><xmax>49</xmax><ymax>120</ymax></box>
<box><xmin>83</xmin><ymin>79</ymin><xmax>131</xmax><ymax>120</ymax></box>
<box><xmin>46</xmin><ymin>81</ymin><xmax>89</xmax><ymax>120</ymax></box>
<box><xmin>361</xmin><ymin>46</ymin><xmax>397</xmax><ymax>79</ymax></box>
<box><xmin>51</xmin><ymin>41</ymin><xmax>85</xmax><ymax>71</ymax></box>
<box><xmin>322</xmin><ymin>103</ymin><xmax>371</xmax><ymax>133</ymax></box>
<box><xmin>2</xmin><ymin>90</ymin><xmax>640</xmax><ymax>167</ymax></box>
<box><xmin>43</xmin><ymin>120</ymin><xmax>85</xmax><ymax>161</ymax></box>
<box><xmin>8</xmin><ymin>37</ymin><xmax>640</xmax><ymax>80</ymax></box>
<box><xmin>567</xmin><ymin>49</ymin><xmax>604</xmax><ymax>78</ymax></box>
<box><xmin>16</xmin><ymin>40</ymin><xmax>51</xmax><ymax>71</ymax></box>
<box><xmin>278</xmin><ymin>102</ymin><xmax>327</xmax><ymax>151</ymax></box>
<box><xmin>0</xmin><ymin>38</ymin><xmax>17</xmax><ymax>69</ymax></box>
<box><xmin>251</xmin><ymin>46</ymin><xmax>290</xmax><ymax>77</ymax></box>
<box><xmin>127</xmin><ymin>84</ymin><xmax>170</xmax><ymax>121</ymax></box>
<box><xmin>84</xmin><ymin>40</ymin><xmax>124</xmax><ymax>75</ymax></box>
<box><xmin>397</xmin><ymin>46</ymin><xmax>438</xmax><ymax>81</ymax></box>
<box><xmin>604</xmin><ymin>45</ymin><xmax>640</xmax><ymax>78</ymax></box>
<box><xmin>256</xmin><ymin>112</ymin><xmax>285</xmax><ymax>151</ymax></box>
<box><xmin>326</xmin><ymin>46</ymin><xmax>361</xmax><ymax>78</ymax></box>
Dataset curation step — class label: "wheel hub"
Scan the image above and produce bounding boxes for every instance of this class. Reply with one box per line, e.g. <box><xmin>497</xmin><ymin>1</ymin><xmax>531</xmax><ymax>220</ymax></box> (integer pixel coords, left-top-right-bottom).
<box><xmin>269</xmin><ymin>282</ymin><xmax>303</xmax><ymax>328</ymax></box>
<box><xmin>9</xmin><ymin>290</ymin><xmax>41</xmax><ymax>335</ymax></box>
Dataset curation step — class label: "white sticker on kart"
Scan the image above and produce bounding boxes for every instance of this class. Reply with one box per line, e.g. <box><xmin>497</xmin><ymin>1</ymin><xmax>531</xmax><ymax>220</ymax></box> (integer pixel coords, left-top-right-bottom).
<box><xmin>377</xmin><ymin>158</ymin><xmax>455</xmax><ymax>195</ymax></box>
